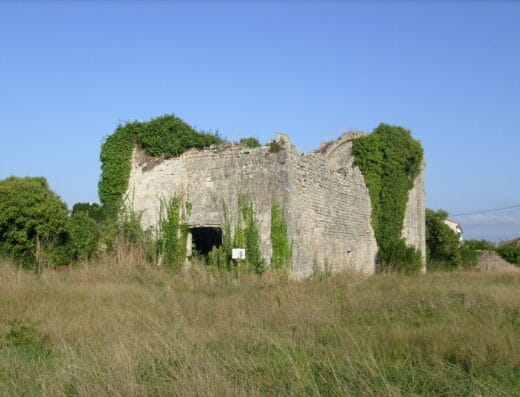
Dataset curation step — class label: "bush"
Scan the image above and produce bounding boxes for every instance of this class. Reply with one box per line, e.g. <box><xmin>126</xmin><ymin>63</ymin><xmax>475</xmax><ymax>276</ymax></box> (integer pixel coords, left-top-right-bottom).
<box><xmin>459</xmin><ymin>239</ymin><xmax>496</xmax><ymax>268</ymax></box>
<box><xmin>425</xmin><ymin>209</ymin><xmax>462</xmax><ymax>268</ymax></box>
<box><xmin>0</xmin><ymin>176</ymin><xmax>69</xmax><ymax>268</ymax></box>
<box><xmin>496</xmin><ymin>245</ymin><xmax>520</xmax><ymax>265</ymax></box>
<box><xmin>268</xmin><ymin>141</ymin><xmax>281</xmax><ymax>153</ymax></box>
<box><xmin>239</xmin><ymin>137</ymin><xmax>261</xmax><ymax>148</ymax></box>
<box><xmin>136</xmin><ymin>115</ymin><xmax>222</xmax><ymax>158</ymax></box>
<box><xmin>72</xmin><ymin>202</ymin><xmax>106</xmax><ymax>224</ymax></box>
<box><xmin>67</xmin><ymin>211</ymin><xmax>99</xmax><ymax>261</ymax></box>
<box><xmin>462</xmin><ymin>239</ymin><xmax>495</xmax><ymax>251</ymax></box>
<box><xmin>379</xmin><ymin>239</ymin><xmax>422</xmax><ymax>274</ymax></box>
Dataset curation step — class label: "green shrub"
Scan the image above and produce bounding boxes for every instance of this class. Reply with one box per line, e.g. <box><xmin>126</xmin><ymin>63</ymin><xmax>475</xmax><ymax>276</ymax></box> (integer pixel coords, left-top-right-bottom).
<box><xmin>463</xmin><ymin>239</ymin><xmax>495</xmax><ymax>251</ymax></box>
<box><xmin>460</xmin><ymin>245</ymin><xmax>479</xmax><ymax>268</ymax></box>
<box><xmin>239</xmin><ymin>137</ymin><xmax>261</xmax><ymax>148</ymax></box>
<box><xmin>119</xmin><ymin>207</ymin><xmax>147</xmax><ymax>246</ymax></box>
<box><xmin>352</xmin><ymin>124</ymin><xmax>423</xmax><ymax>272</ymax></box>
<box><xmin>67</xmin><ymin>211</ymin><xmax>99</xmax><ymax>261</ymax></box>
<box><xmin>208</xmin><ymin>246</ymin><xmax>230</xmax><ymax>269</ymax></box>
<box><xmin>99</xmin><ymin>114</ymin><xmax>223</xmax><ymax>206</ymax></box>
<box><xmin>496</xmin><ymin>246</ymin><xmax>520</xmax><ymax>265</ymax></box>
<box><xmin>207</xmin><ymin>203</ymin><xmax>234</xmax><ymax>270</ymax></box>
<box><xmin>268</xmin><ymin>141</ymin><xmax>281</xmax><ymax>153</ymax></box>
<box><xmin>460</xmin><ymin>239</ymin><xmax>496</xmax><ymax>268</ymax></box>
<box><xmin>136</xmin><ymin>115</ymin><xmax>222</xmax><ymax>157</ymax></box>
<box><xmin>425</xmin><ymin>209</ymin><xmax>462</xmax><ymax>268</ymax></box>
<box><xmin>0</xmin><ymin>176</ymin><xmax>69</xmax><ymax>268</ymax></box>
<box><xmin>379</xmin><ymin>239</ymin><xmax>423</xmax><ymax>273</ymax></box>
<box><xmin>72</xmin><ymin>202</ymin><xmax>106</xmax><ymax>224</ymax></box>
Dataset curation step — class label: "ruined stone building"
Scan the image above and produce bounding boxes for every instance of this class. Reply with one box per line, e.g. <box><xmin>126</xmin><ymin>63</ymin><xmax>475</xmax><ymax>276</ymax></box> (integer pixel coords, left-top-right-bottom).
<box><xmin>125</xmin><ymin>132</ymin><xmax>426</xmax><ymax>278</ymax></box>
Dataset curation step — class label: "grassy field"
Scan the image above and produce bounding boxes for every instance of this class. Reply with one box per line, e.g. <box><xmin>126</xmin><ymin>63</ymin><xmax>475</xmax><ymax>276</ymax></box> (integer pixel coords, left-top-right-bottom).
<box><xmin>1</xmin><ymin>251</ymin><xmax>519</xmax><ymax>396</ymax></box>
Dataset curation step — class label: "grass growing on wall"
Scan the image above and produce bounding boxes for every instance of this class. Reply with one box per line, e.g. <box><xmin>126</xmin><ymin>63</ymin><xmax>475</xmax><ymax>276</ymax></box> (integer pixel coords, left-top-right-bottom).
<box><xmin>270</xmin><ymin>202</ymin><xmax>291</xmax><ymax>272</ymax></box>
<box><xmin>99</xmin><ymin>114</ymin><xmax>223</xmax><ymax>206</ymax></box>
<box><xmin>352</xmin><ymin>123</ymin><xmax>424</xmax><ymax>272</ymax></box>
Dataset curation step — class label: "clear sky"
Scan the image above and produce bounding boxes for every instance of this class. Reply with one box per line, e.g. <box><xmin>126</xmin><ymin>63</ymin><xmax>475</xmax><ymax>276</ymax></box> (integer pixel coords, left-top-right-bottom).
<box><xmin>0</xmin><ymin>1</ymin><xmax>518</xmax><ymax>242</ymax></box>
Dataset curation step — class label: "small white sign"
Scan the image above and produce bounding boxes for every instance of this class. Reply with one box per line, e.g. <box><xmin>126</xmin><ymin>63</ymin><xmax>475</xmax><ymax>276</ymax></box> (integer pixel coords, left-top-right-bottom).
<box><xmin>232</xmin><ymin>248</ymin><xmax>246</xmax><ymax>260</ymax></box>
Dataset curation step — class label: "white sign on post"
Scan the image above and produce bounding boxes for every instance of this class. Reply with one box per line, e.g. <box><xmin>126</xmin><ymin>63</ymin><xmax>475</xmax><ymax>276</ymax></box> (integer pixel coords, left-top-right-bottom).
<box><xmin>232</xmin><ymin>248</ymin><xmax>246</xmax><ymax>260</ymax></box>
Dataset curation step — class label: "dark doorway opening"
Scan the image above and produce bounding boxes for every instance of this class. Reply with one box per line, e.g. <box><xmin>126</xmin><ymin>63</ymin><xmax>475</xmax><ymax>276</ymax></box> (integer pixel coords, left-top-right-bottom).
<box><xmin>191</xmin><ymin>227</ymin><xmax>222</xmax><ymax>256</ymax></box>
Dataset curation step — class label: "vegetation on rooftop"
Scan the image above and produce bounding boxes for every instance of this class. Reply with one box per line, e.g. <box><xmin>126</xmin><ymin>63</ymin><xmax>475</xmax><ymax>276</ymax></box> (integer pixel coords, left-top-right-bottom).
<box><xmin>239</xmin><ymin>137</ymin><xmax>261</xmax><ymax>148</ymax></box>
<box><xmin>99</xmin><ymin>114</ymin><xmax>223</xmax><ymax>206</ymax></box>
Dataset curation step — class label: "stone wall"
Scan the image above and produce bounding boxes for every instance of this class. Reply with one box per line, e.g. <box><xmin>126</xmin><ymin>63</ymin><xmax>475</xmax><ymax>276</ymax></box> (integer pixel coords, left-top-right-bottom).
<box><xmin>476</xmin><ymin>250</ymin><xmax>518</xmax><ymax>271</ymax></box>
<box><xmin>402</xmin><ymin>160</ymin><xmax>427</xmax><ymax>270</ymax></box>
<box><xmin>125</xmin><ymin>132</ymin><xmax>425</xmax><ymax>277</ymax></box>
<box><xmin>126</xmin><ymin>142</ymin><xmax>287</xmax><ymax>264</ymax></box>
<box><xmin>285</xmin><ymin>133</ymin><xmax>378</xmax><ymax>277</ymax></box>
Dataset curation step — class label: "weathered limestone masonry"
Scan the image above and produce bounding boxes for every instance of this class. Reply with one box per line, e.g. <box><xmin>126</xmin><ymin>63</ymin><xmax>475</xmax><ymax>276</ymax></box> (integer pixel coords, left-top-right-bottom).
<box><xmin>126</xmin><ymin>132</ymin><xmax>426</xmax><ymax>278</ymax></box>
<box><xmin>403</xmin><ymin>159</ymin><xmax>427</xmax><ymax>266</ymax></box>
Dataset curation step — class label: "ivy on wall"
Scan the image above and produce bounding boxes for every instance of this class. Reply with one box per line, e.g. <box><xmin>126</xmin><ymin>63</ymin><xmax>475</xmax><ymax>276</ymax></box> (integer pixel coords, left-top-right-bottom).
<box><xmin>158</xmin><ymin>194</ymin><xmax>191</xmax><ymax>271</ymax></box>
<box><xmin>98</xmin><ymin>123</ymin><xmax>136</xmax><ymax>205</ymax></box>
<box><xmin>207</xmin><ymin>197</ymin><xmax>264</xmax><ymax>274</ymax></box>
<box><xmin>99</xmin><ymin>114</ymin><xmax>223</xmax><ymax>206</ymax></box>
<box><xmin>235</xmin><ymin>196</ymin><xmax>264</xmax><ymax>274</ymax></box>
<box><xmin>352</xmin><ymin>123</ymin><xmax>424</xmax><ymax>272</ymax></box>
<box><xmin>270</xmin><ymin>202</ymin><xmax>292</xmax><ymax>272</ymax></box>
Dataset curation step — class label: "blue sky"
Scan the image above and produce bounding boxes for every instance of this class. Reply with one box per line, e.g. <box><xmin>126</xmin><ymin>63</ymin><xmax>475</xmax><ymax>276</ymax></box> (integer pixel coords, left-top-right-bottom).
<box><xmin>0</xmin><ymin>1</ymin><xmax>518</xmax><ymax>242</ymax></box>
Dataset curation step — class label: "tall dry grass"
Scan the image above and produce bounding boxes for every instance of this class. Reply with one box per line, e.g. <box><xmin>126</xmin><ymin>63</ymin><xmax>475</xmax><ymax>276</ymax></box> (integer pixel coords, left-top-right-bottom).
<box><xmin>0</xmin><ymin>251</ymin><xmax>519</xmax><ymax>396</ymax></box>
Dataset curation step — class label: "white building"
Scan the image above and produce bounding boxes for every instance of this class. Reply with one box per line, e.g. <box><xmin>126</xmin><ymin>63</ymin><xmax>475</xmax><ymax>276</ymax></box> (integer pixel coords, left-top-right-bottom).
<box><xmin>444</xmin><ymin>219</ymin><xmax>463</xmax><ymax>240</ymax></box>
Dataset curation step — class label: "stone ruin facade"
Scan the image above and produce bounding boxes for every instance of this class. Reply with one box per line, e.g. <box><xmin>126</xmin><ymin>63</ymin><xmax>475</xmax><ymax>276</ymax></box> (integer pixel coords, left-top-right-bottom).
<box><xmin>125</xmin><ymin>132</ymin><xmax>426</xmax><ymax>278</ymax></box>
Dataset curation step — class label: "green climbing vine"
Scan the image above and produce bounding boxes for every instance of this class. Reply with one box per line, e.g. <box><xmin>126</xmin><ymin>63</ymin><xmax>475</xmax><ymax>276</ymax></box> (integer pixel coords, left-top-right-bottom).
<box><xmin>98</xmin><ymin>122</ymin><xmax>137</xmax><ymax>206</ymax></box>
<box><xmin>158</xmin><ymin>194</ymin><xmax>191</xmax><ymax>271</ymax></box>
<box><xmin>235</xmin><ymin>196</ymin><xmax>264</xmax><ymax>274</ymax></box>
<box><xmin>206</xmin><ymin>196</ymin><xmax>264</xmax><ymax>274</ymax></box>
<box><xmin>352</xmin><ymin>123</ymin><xmax>424</xmax><ymax>272</ymax></box>
<box><xmin>99</xmin><ymin>114</ymin><xmax>223</xmax><ymax>206</ymax></box>
<box><xmin>270</xmin><ymin>202</ymin><xmax>292</xmax><ymax>272</ymax></box>
<box><xmin>208</xmin><ymin>202</ymin><xmax>233</xmax><ymax>270</ymax></box>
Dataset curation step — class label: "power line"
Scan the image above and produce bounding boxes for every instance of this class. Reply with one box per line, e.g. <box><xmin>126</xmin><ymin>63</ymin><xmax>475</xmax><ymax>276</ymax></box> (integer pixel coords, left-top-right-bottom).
<box><xmin>451</xmin><ymin>204</ymin><xmax>520</xmax><ymax>217</ymax></box>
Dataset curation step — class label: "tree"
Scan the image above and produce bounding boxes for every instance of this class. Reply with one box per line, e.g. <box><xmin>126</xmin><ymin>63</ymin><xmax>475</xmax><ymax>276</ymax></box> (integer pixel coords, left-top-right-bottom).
<box><xmin>72</xmin><ymin>202</ymin><xmax>106</xmax><ymax>224</ymax></box>
<box><xmin>425</xmin><ymin>209</ymin><xmax>462</xmax><ymax>268</ymax></box>
<box><xmin>0</xmin><ymin>176</ymin><xmax>68</xmax><ymax>268</ymax></box>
